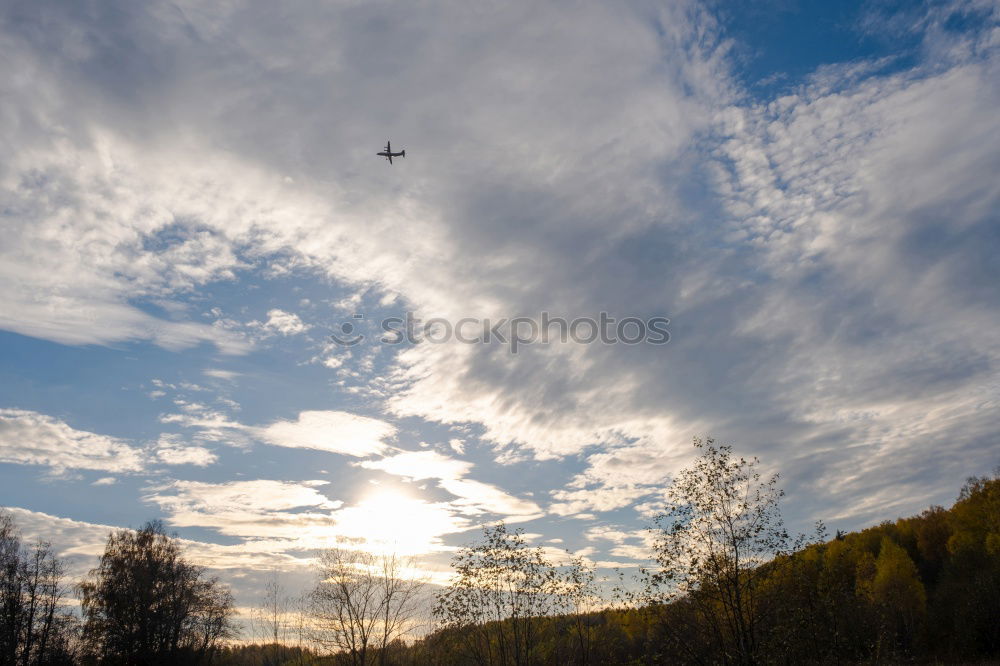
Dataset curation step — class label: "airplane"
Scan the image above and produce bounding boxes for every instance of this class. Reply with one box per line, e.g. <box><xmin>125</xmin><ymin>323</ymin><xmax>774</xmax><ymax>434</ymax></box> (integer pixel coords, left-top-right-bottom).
<box><xmin>377</xmin><ymin>140</ymin><xmax>405</xmax><ymax>164</ymax></box>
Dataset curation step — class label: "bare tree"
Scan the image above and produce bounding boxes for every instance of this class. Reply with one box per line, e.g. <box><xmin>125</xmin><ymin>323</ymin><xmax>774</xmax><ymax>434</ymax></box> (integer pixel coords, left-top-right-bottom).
<box><xmin>250</xmin><ymin>572</ymin><xmax>292</xmax><ymax>665</ymax></box>
<box><xmin>308</xmin><ymin>548</ymin><xmax>425</xmax><ymax>666</ymax></box>
<box><xmin>287</xmin><ymin>595</ymin><xmax>312</xmax><ymax>666</ymax></box>
<box><xmin>0</xmin><ymin>510</ymin><xmax>74</xmax><ymax>666</ymax></box>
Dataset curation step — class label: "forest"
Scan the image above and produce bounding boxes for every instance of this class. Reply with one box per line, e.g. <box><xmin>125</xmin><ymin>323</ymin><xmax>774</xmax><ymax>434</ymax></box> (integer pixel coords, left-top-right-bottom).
<box><xmin>1</xmin><ymin>440</ymin><xmax>998</xmax><ymax>665</ymax></box>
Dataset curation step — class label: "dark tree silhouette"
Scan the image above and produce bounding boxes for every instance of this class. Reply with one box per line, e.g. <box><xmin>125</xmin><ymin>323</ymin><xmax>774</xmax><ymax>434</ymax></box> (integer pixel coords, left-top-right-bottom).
<box><xmin>0</xmin><ymin>510</ymin><xmax>75</xmax><ymax>666</ymax></box>
<box><xmin>79</xmin><ymin>521</ymin><xmax>235</xmax><ymax>666</ymax></box>
<box><xmin>307</xmin><ymin>548</ymin><xmax>425</xmax><ymax>666</ymax></box>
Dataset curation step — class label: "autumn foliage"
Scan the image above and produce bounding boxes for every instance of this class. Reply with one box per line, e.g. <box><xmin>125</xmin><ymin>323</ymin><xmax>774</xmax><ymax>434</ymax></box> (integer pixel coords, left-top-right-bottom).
<box><xmin>396</xmin><ymin>458</ymin><xmax>1000</xmax><ymax>665</ymax></box>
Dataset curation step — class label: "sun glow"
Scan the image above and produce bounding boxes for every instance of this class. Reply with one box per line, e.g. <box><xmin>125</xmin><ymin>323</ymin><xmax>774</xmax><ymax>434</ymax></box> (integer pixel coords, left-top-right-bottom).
<box><xmin>331</xmin><ymin>489</ymin><xmax>466</xmax><ymax>556</ymax></box>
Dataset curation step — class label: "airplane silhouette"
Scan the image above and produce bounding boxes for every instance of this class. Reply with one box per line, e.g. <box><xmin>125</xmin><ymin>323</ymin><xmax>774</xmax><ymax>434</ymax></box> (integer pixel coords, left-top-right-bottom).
<box><xmin>377</xmin><ymin>140</ymin><xmax>405</xmax><ymax>164</ymax></box>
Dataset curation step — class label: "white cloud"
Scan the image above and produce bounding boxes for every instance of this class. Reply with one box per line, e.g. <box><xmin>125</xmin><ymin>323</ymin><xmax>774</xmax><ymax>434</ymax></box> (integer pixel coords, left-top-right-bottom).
<box><xmin>156</xmin><ymin>407</ymin><xmax>399</xmax><ymax>459</ymax></box>
<box><xmin>0</xmin><ymin>143</ymin><xmax>253</xmax><ymax>353</ymax></box>
<box><xmin>439</xmin><ymin>478</ymin><xmax>543</xmax><ymax>522</ymax></box>
<box><xmin>158</xmin><ymin>479</ymin><xmax>340</xmax><ymax>513</ymax></box>
<box><xmin>159</xmin><ymin>406</ymin><xmax>249</xmax><ymax>446</ymax></box>
<box><xmin>360</xmin><ymin>450</ymin><xmax>472</xmax><ymax>481</ymax></box>
<box><xmin>550</xmin><ymin>484</ymin><xmax>652</xmax><ymax>518</ymax></box>
<box><xmin>584</xmin><ymin>525</ymin><xmax>656</xmax><ymax>562</ymax></box>
<box><xmin>3</xmin><ymin>507</ymin><xmax>312</xmax><ymax>589</ymax></box>
<box><xmin>0</xmin><ymin>0</ymin><xmax>724</xmax><ymax>458</ymax></box>
<box><xmin>203</xmin><ymin>368</ymin><xmax>241</xmax><ymax>381</ymax></box>
<box><xmin>0</xmin><ymin>409</ymin><xmax>145</xmax><ymax>474</ymax></box>
<box><xmin>320</xmin><ymin>356</ymin><xmax>344</xmax><ymax>369</ymax></box>
<box><xmin>145</xmin><ymin>479</ymin><xmax>342</xmax><ymax>541</ymax></box>
<box><xmin>360</xmin><ymin>449</ymin><xmax>543</xmax><ymax>521</ymax></box>
<box><xmin>261</xmin><ymin>309</ymin><xmax>309</xmax><ymax>336</ymax></box>
<box><xmin>258</xmin><ymin>411</ymin><xmax>395</xmax><ymax>457</ymax></box>
<box><xmin>156</xmin><ymin>446</ymin><xmax>218</xmax><ymax>467</ymax></box>
<box><xmin>155</xmin><ymin>435</ymin><xmax>218</xmax><ymax>467</ymax></box>
<box><xmin>708</xmin><ymin>28</ymin><xmax>1000</xmax><ymax>523</ymax></box>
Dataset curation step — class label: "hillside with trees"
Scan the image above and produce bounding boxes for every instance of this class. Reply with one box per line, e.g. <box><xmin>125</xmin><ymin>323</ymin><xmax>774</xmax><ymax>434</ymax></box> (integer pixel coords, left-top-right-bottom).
<box><xmin>1</xmin><ymin>441</ymin><xmax>997</xmax><ymax>664</ymax></box>
<box><xmin>392</xmin><ymin>444</ymin><xmax>1000</xmax><ymax>665</ymax></box>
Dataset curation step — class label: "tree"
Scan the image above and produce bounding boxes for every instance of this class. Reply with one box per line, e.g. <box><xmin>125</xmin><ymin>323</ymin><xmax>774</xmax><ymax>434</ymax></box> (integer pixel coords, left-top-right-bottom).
<box><xmin>0</xmin><ymin>510</ymin><xmax>75</xmax><ymax>666</ymax></box>
<box><xmin>552</xmin><ymin>556</ymin><xmax>600</xmax><ymax>666</ymax></box>
<box><xmin>252</xmin><ymin>574</ymin><xmax>289</xmax><ymax>647</ymax></box>
<box><xmin>937</xmin><ymin>470</ymin><xmax>1000</xmax><ymax>656</ymax></box>
<box><xmin>79</xmin><ymin>521</ymin><xmax>236</xmax><ymax>665</ymax></box>
<box><xmin>640</xmin><ymin>438</ymin><xmax>808</xmax><ymax>666</ymax></box>
<box><xmin>815</xmin><ymin>538</ymin><xmax>873</xmax><ymax>662</ymax></box>
<box><xmin>868</xmin><ymin>537</ymin><xmax>925</xmax><ymax>658</ymax></box>
<box><xmin>434</xmin><ymin>522</ymin><xmax>576</xmax><ymax>666</ymax></box>
<box><xmin>249</xmin><ymin>573</ymin><xmax>293</xmax><ymax>666</ymax></box>
<box><xmin>308</xmin><ymin>548</ymin><xmax>425</xmax><ymax>666</ymax></box>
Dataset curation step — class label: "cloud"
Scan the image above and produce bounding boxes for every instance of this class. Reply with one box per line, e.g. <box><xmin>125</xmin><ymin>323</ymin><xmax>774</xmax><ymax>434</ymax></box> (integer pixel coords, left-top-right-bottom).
<box><xmin>154</xmin><ymin>435</ymin><xmax>218</xmax><ymax>467</ymax></box>
<box><xmin>145</xmin><ymin>479</ymin><xmax>468</xmax><ymax>556</ymax></box>
<box><xmin>203</xmin><ymin>369</ymin><xmax>241</xmax><ymax>381</ymax></box>
<box><xmin>0</xmin><ymin>0</ymin><xmax>996</xmax><ymax>555</ymax></box>
<box><xmin>706</xmin><ymin>22</ymin><xmax>1000</xmax><ymax>523</ymax></box>
<box><xmin>153</xmin><ymin>479</ymin><xmax>340</xmax><ymax>514</ymax></box>
<box><xmin>584</xmin><ymin>525</ymin><xmax>656</xmax><ymax>561</ymax></box>
<box><xmin>360</xmin><ymin>449</ymin><xmax>543</xmax><ymax>521</ymax></box>
<box><xmin>0</xmin><ymin>0</ymin><xmax>725</xmax><ymax>439</ymax></box>
<box><xmin>159</xmin><ymin>406</ymin><xmax>249</xmax><ymax>446</ymax></box>
<box><xmin>258</xmin><ymin>411</ymin><xmax>396</xmax><ymax>457</ymax></box>
<box><xmin>157</xmin><ymin>406</ymin><xmax>399</xmax><ymax>459</ymax></box>
<box><xmin>438</xmin><ymin>478</ymin><xmax>543</xmax><ymax>522</ymax></box>
<box><xmin>0</xmin><ymin>409</ymin><xmax>145</xmax><ymax>473</ymax></box>
<box><xmin>0</xmin><ymin>410</ymin><xmax>220</xmax><ymax>475</ymax></box>
<box><xmin>0</xmin><ymin>142</ymin><xmax>253</xmax><ymax>353</ymax></box>
<box><xmin>144</xmin><ymin>479</ymin><xmax>343</xmax><ymax>541</ymax></box>
<box><xmin>360</xmin><ymin>450</ymin><xmax>472</xmax><ymax>481</ymax></box>
<box><xmin>3</xmin><ymin>507</ymin><xmax>312</xmax><ymax>589</ymax></box>
<box><xmin>260</xmin><ymin>309</ymin><xmax>310</xmax><ymax>336</ymax></box>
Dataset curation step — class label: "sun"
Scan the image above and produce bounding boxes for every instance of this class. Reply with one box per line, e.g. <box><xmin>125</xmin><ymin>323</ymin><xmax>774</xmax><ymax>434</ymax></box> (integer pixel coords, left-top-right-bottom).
<box><xmin>331</xmin><ymin>489</ymin><xmax>464</xmax><ymax>556</ymax></box>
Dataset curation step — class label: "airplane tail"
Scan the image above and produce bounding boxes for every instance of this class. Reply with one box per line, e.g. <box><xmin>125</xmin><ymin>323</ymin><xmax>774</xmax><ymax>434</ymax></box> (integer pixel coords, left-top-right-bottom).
<box><xmin>401</xmin><ymin>150</ymin><xmax>405</xmax><ymax>158</ymax></box>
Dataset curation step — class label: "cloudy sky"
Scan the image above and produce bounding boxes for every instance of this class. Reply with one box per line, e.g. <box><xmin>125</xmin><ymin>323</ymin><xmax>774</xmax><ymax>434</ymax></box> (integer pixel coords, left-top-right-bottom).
<box><xmin>0</xmin><ymin>0</ymin><xmax>997</xmax><ymax>612</ymax></box>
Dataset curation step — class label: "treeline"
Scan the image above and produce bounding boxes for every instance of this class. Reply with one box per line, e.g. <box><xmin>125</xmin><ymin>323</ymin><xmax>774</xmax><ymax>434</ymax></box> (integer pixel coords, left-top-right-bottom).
<box><xmin>749</xmin><ymin>474</ymin><xmax>1000</xmax><ymax>663</ymax></box>
<box><xmin>389</xmin><ymin>444</ymin><xmax>1000</xmax><ymax>665</ymax></box>
<box><xmin>0</xmin><ymin>512</ymin><xmax>76</xmax><ymax>665</ymax></box>
<box><xmin>2</xmin><ymin>441</ymin><xmax>998</xmax><ymax>665</ymax></box>
<box><xmin>0</xmin><ymin>518</ymin><xmax>236</xmax><ymax>665</ymax></box>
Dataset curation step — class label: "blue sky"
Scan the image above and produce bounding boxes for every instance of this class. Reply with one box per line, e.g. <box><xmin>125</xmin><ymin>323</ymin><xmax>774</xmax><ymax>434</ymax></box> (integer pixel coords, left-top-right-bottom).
<box><xmin>0</xmin><ymin>0</ymin><xmax>998</xmax><ymax>616</ymax></box>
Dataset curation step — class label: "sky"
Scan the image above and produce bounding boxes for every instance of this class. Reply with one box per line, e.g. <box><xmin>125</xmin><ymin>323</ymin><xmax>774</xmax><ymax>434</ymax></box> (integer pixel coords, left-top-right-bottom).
<box><xmin>0</xmin><ymin>0</ymin><xmax>998</xmax><ymax>618</ymax></box>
